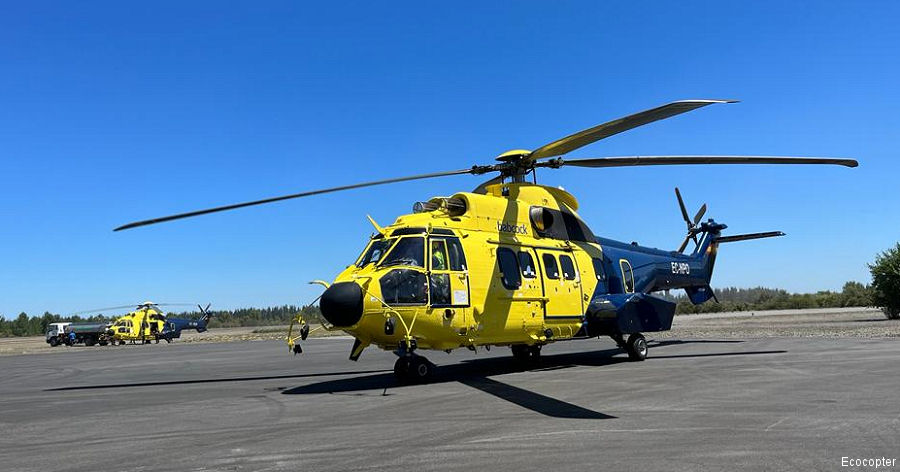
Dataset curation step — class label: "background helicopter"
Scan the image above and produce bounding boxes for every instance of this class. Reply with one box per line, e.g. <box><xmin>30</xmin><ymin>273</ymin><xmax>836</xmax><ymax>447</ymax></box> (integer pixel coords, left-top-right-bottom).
<box><xmin>116</xmin><ymin>99</ymin><xmax>856</xmax><ymax>382</ymax></box>
<box><xmin>74</xmin><ymin>302</ymin><xmax>214</xmax><ymax>344</ymax></box>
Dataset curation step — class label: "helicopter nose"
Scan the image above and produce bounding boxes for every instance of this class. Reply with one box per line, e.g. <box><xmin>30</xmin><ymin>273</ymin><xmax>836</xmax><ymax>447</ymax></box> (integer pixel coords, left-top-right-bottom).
<box><xmin>320</xmin><ymin>282</ymin><xmax>364</xmax><ymax>327</ymax></box>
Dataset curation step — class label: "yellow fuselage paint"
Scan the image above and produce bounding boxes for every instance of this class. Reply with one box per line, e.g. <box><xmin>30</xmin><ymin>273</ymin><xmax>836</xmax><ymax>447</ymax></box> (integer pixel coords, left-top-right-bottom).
<box><xmin>110</xmin><ymin>308</ymin><xmax>167</xmax><ymax>341</ymax></box>
<box><xmin>332</xmin><ymin>183</ymin><xmax>604</xmax><ymax>352</ymax></box>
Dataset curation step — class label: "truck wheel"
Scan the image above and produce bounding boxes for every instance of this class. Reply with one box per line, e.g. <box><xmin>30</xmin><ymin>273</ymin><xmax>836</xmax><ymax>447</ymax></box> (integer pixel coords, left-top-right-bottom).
<box><xmin>49</xmin><ymin>337</ymin><xmax>59</xmax><ymax>347</ymax></box>
<box><xmin>84</xmin><ymin>337</ymin><xmax>95</xmax><ymax>347</ymax></box>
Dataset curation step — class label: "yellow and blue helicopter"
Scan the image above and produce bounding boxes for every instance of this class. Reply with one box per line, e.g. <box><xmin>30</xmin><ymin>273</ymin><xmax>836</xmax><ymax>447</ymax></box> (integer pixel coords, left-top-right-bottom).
<box><xmin>88</xmin><ymin>302</ymin><xmax>214</xmax><ymax>344</ymax></box>
<box><xmin>116</xmin><ymin>99</ymin><xmax>856</xmax><ymax>382</ymax></box>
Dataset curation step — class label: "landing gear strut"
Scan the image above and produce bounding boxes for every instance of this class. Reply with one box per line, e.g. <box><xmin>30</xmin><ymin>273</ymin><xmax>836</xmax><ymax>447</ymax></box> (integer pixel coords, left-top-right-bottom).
<box><xmin>393</xmin><ymin>340</ymin><xmax>434</xmax><ymax>384</ymax></box>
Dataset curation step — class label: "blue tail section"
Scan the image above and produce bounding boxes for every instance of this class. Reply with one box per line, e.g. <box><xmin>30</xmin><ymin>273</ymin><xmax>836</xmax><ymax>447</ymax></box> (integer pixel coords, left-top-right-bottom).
<box><xmin>584</xmin><ymin>293</ymin><xmax>676</xmax><ymax>336</ymax></box>
<box><xmin>585</xmin><ymin>213</ymin><xmax>783</xmax><ymax>336</ymax></box>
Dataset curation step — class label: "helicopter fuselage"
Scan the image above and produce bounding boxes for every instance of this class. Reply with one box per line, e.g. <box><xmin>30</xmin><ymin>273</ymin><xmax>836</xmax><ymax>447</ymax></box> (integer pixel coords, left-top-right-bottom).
<box><xmin>319</xmin><ymin>182</ymin><xmax>721</xmax><ymax>355</ymax></box>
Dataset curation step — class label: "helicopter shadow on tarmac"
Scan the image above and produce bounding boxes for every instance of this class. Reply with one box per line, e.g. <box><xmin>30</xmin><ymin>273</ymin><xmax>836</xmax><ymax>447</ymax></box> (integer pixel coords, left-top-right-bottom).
<box><xmin>281</xmin><ymin>340</ymin><xmax>786</xmax><ymax>420</ymax></box>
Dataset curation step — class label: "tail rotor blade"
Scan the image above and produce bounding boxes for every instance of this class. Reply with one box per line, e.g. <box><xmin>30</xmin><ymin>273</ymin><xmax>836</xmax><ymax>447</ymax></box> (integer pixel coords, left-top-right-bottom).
<box><xmin>693</xmin><ymin>203</ymin><xmax>707</xmax><ymax>225</ymax></box>
<box><xmin>677</xmin><ymin>236</ymin><xmax>692</xmax><ymax>253</ymax></box>
<box><xmin>675</xmin><ymin>187</ymin><xmax>690</xmax><ymax>226</ymax></box>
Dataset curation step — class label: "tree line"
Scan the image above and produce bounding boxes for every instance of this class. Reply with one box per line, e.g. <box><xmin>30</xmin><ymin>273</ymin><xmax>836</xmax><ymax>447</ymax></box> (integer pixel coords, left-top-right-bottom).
<box><xmin>670</xmin><ymin>281</ymin><xmax>873</xmax><ymax>314</ymax></box>
<box><xmin>0</xmin><ymin>304</ymin><xmax>324</xmax><ymax>337</ymax></box>
<box><xmin>0</xmin><ymin>283</ymin><xmax>875</xmax><ymax>337</ymax></box>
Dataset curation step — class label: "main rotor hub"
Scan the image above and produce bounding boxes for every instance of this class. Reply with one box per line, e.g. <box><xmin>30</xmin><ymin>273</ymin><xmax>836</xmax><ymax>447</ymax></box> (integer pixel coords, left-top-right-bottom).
<box><xmin>495</xmin><ymin>149</ymin><xmax>532</xmax><ymax>162</ymax></box>
<box><xmin>493</xmin><ymin>149</ymin><xmax>537</xmax><ymax>182</ymax></box>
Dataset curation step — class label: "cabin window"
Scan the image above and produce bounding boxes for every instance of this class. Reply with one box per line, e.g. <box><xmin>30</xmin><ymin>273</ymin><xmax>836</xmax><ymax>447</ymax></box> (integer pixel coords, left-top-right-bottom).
<box><xmin>357</xmin><ymin>237</ymin><xmax>396</xmax><ymax>267</ymax></box>
<box><xmin>518</xmin><ymin>251</ymin><xmax>536</xmax><ymax>278</ymax></box>
<box><xmin>497</xmin><ymin>247</ymin><xmax>522</xmax><ymax>290</ymax></box>
<box><xmin>559</xmin><ymin>255</ymin><xmax>577</xmax><ymax>280</ymax></box>
<box><xmin>620</xmin><ymin>259</ymin><xmax>635</xmax><ymax>293</ymax></box>
<box><xmin>380</xmin><ymin>237</ymin><xmax>424</xmax><ymax>268</ymax></box>
<box><xmin>542</xmin><ymin>254</ymin><xmax>560</xmax><ymax>280</ymax></box>
<box><xmin>591</xmin><ymin>258</ymin><xmax>606</xmax><ymax>280</ymax></box>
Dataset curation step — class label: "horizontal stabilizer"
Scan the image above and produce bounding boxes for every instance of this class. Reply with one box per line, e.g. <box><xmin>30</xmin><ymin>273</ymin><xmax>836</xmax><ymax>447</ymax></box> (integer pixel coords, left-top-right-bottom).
<box><xmin>716</xmin><ymin>231</ymin><xmax>785</xmax><ymax>243</ymax></box>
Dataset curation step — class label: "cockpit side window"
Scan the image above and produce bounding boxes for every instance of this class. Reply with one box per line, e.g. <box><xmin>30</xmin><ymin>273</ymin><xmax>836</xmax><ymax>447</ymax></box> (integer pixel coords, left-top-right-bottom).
<box><xmin>443</xmin><ymin>237</ymin><xmax>467</xmax><ymax>271</ymax></box>
<box><xmin>430</xmin><ymin>240</ymin><xmax>448</xmax><ymax>271</ymax></box>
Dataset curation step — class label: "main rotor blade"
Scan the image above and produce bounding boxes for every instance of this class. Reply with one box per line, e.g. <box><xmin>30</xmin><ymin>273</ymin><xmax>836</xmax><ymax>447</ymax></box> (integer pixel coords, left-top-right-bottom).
<box><xmin>540</xmin><ymin>155</ymin><xmax>859</xmax><ymax>169</ymax></box>
<box><xmin>675</xmin><ymin>187</ymin><xmax>690</xmax><ymax>226</ymax></box>
<box><xmin>115</xmin><ymin>168</ymin><xmax>477</xmax><ymax>231</ymax></box>
<box><xmin>528</xmin><ymin>99</ymin><xmax>737</xmax><ymax>160</ymax></box>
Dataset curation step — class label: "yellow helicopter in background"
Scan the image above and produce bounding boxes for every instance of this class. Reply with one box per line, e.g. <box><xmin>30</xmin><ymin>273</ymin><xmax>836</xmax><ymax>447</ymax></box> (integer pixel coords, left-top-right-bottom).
<box><xmin>103</xmin><ymin>302</ymin><xmax>214</xmax><ymax>344</ymax></box>
<box><xmin>116</xmin><ymin>99</ymin><xmax>856</xmax><ymax>382</ymax></box>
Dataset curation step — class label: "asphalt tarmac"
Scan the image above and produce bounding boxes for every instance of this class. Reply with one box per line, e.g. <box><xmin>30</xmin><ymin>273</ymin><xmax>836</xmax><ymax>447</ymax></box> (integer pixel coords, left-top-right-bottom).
<box><xmin>1</xmin><ymin>336</ymin><xmax>898</xmax><ymax>471</ymax></box>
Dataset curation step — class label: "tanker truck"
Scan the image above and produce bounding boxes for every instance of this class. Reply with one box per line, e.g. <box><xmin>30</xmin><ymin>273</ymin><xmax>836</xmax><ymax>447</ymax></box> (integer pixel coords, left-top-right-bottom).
<box><xmin>47</xmin><ymin>322</ymin><xmax>114</xmax><ymax>347</ymax></box>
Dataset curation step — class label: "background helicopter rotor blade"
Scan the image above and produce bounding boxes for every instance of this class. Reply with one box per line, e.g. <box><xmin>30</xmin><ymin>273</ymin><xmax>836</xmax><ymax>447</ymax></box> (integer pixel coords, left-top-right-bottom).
<box><xmin>539</xmin><ymin>155</ymin><xmax>859</xmax><ymax>169</ymax></box>
<box><xmin>693</xmin><ymin>203</ymin><xmax>707</xmax><ymax>225</ymax></box>
<box><xmin>115</xmin><ymin>168</ymin><xmax>479</xmax><ymax>231</ymax></box>
<box><xmin>527</xmin><ymin>99</ymin><xmax>737</xmax><ymax>160</ymax></box>
<box><xmin>69</xmin><ymin>305</ymin><xmax>145</xmax><ymax>316</ymax></box>
<box><xmin>69</xmin><ymin>302</ymin><xmax>198</xmax><ymax>316</ymax></box>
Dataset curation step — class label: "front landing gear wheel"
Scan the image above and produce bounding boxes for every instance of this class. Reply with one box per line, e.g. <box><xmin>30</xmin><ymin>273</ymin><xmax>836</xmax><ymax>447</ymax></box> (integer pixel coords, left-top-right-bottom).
<box><xmin>393</xmin><ymin>355</ymin><xmax>434</xmax><ymax>384</ymax></box>
<box><xmin>511</xmin><ymin>344</ymin><xmax>542</xmax><ymax>362</ymax></box>
<box><xmin>625</xmin><ymin>333</ymin><xmax>648</xmax><ymax>361</ymax></box>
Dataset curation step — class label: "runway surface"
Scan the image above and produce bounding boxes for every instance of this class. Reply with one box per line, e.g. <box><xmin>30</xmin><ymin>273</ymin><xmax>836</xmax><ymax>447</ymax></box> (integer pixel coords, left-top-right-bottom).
<box><xmin>1</xmin><ymin>336</ymin><xmax>898</xmax><ymax>471</ymax></box>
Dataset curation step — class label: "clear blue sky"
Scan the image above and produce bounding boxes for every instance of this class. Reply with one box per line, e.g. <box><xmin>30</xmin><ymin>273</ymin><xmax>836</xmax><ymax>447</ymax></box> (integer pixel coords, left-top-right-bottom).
<box><xmin>2</xmin><ymin>1</ymin><xmax>898</xmax><ymax>318</ymax></box>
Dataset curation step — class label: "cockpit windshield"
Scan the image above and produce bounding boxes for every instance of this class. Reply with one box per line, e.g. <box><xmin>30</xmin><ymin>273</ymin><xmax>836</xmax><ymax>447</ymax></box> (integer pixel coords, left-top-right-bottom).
<box><xmin>357</xmin><ymin>237</ymin><xmax>396</xmax><ymax>267</ymax></box>
<box><xmin>379</xmin><ymin>237</ymin><xmax>425</xmax><ymax>268</ymax></box>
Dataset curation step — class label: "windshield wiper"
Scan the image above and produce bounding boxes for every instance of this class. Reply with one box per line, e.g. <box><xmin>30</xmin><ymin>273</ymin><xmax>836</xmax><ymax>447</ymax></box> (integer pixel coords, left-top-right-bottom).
<box><xmin>380</xmin><ymin>257</ymin><xmax>420</xmax><ymax>268</ymax></box>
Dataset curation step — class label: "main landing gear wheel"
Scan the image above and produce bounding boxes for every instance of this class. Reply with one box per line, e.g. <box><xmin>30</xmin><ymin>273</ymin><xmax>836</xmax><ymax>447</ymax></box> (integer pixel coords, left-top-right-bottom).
<box><xmin>625</xmin><ymin>333</ymin><xmax>648</xmax><ymax>361</ymax></box>
<box><xmin>511</xmin><ymin>344</ymin><xmax>541</xmax><ymax>362</ymax></box>
<box><xmin>394</xmin><ymin>355</ymin><xmax>434</xmax><ymax>384</ymax></box>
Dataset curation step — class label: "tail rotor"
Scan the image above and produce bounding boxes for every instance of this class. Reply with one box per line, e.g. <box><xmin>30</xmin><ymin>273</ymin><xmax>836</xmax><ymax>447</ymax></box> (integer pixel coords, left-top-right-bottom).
<box><xmin>675</xmin><ymin>187</ymin><xmax>707</xmax><ymax>253</ymax></box>
<box><xmin>198</xmin><ymin>303</ymin><xmax>212</xmax><ymax>325</ymax></box>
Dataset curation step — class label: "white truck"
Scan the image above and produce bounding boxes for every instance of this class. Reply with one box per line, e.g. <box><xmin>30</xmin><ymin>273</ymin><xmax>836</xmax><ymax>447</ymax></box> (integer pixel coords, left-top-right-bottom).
<box><xmin>45</xmin><ymin>322</ymin><xmax>71</xmax><ymax>347</ymax></box>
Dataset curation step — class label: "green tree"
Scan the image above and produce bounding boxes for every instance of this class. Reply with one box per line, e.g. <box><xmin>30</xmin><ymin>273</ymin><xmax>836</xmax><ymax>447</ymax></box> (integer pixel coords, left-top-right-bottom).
<box><xmin>840</xmin><ymin>281</ymin><xmax>873</xmax><ymax>308</ymax></box>
<box><xmin>869</xmin><ymin>243</ymin><xmax>900</xmax><ymax>319</ymax></box>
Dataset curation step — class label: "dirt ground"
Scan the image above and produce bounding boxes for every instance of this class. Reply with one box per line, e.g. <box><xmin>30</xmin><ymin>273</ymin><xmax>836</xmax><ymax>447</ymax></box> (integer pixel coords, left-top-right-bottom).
<box><xmin>1</xmin><ymin>307</ymin><xmax>896</xmax><ymax>356</ymax></box>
